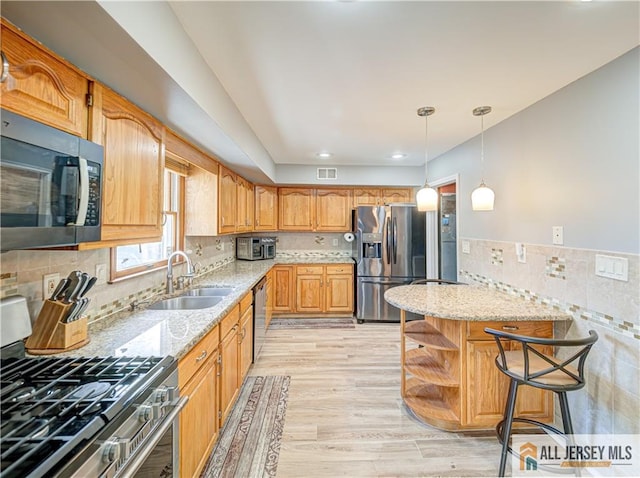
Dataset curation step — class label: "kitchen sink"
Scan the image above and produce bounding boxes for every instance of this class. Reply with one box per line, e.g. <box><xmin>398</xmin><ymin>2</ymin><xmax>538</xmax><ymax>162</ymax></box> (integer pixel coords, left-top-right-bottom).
<box><xmin>148</xmin><ymin>296</ymin><xmax>223</xmax><ymax>310</ymax></box>
<box><xmin>181</xmin><ymin>287</ymin><xmax>235</xmax><ymax>297</ymax></box>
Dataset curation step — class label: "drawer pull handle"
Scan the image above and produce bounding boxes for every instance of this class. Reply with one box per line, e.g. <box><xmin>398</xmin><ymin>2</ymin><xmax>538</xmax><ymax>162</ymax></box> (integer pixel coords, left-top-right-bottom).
<box><xmin>502</xmin><ymin>325</ymin><xmax>519</xmax><ymax>331</ymax></box>
<box><xmin>195</xmin><ymin>350</ymin><xmax>207</xmax><ymax>362</ymax></box>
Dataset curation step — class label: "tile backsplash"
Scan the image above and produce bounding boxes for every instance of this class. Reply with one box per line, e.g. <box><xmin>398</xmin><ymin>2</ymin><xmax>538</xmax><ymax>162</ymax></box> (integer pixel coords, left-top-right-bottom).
<box><xmin>459</xmin><ymin>238</ymin><xmax>640</xmax><ymax>434</ymax></box>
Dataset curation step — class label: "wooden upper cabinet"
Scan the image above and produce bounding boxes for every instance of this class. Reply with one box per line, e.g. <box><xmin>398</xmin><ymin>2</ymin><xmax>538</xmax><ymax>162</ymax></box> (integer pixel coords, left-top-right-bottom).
<box><xmin>278</xmin><ymin>188</ymin><xmax>315</xmax><ymax>231</ymax></box>
<box><xmin>353</xmin><ymin>188</ymin><xmax>381</xmax><ymax>207</ymax></box>
<box><xmin>88</xmin><ymin>83</ymin><xmax>164</xmax><ymax>244</ymax></box>
<box><xmin>254</xmin><ymin>185</ymin><xmax>278</xmax><ymax>231</ymax></box>
<box><xmin>353</xmin><ymin>187</ymin><xmax>413</xmax><ymax>207</ymax></box>
<box><xmin>1</xmin><ymin>19</ymin><xmax>89</xmax><ymax>137</ymax></box>
<box><xmin>185</xmin><ymin>164</ymin><xmax>219</xmax><ymax>237</ymax></box>
<box><xmin>218</xmin><ymin>165</ymin><xmax>237</xmax><ymax>234</ymax></box>
<box><xmin>382</xmin><ymin>188</ymin><xmax>412</xmax><ymax>204</ymax></box>
<box><xmin>316</xmin><ymin>189</ymin><xmax>352</xmax><ymax>232</ymax></box>
<box><xmin>236</xmin><ymin>176</ymin><xmax>253</xmax><ymax>233</ymax></box>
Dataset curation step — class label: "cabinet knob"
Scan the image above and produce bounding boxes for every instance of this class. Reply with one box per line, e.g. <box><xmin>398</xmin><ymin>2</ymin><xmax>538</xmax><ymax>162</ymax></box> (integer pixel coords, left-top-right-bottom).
<box><xmin>0</xmin><ymin>51</ymin><xmax>9</xmax><ymax>83</ymax></box>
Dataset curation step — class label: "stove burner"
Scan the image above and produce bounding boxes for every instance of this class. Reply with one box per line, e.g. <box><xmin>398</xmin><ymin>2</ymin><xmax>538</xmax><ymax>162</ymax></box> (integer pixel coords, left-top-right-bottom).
<box><xmin>8</xmin><ymin>386</ymin><xmax>36</xmax><ymax>403</ymax></box>
<box><xmin>68</xmin><ymin>382</ymin><xmax>110</xmax><ymax>400</ymax></box>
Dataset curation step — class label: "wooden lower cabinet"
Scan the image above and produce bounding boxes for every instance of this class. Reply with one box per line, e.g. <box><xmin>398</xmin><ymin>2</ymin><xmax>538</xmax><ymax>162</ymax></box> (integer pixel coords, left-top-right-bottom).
<box><xmin>272</xmin><ymin>266</ymin><xmax>295</xmax><ymax>314</ymax></box>
<box><xmin>179</xmin><ymin>353</ymin><xmax>218</xmax><ymax>477</ymax></box>
<box><xmin>401</xmin><ymin>314</ymin><xmax>553</xmax><ymax>430</ymax></box>
<box><xmin>219</xmin><ymin>307</ymin><xmax>240</xmax><ymax>426</ymax></box>
<box><xmin>272</xmin><ymin>264</ymin><xmax>354</xmax><ymax>317</ymax></box>
<box><xmin>239</xmin><ymin>292</ymin><xmax>254</xmax><ymax>380</ymax></box>
<box><xmin>178</xmin><ymin>324</ymin><xmax>219</xmax><ymax>477</ymax></box>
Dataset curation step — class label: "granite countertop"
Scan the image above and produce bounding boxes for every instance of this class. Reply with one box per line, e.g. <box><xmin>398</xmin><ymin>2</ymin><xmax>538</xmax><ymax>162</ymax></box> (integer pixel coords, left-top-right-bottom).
<box><xmin>384</xmin><ymin>285</ymin><xmax>571</xmax><ymax>322</ymax></box>
<box><xmin>46</xmin><ymin>254</ymin><xmax>354</xmax><ymax>361</ymax></box>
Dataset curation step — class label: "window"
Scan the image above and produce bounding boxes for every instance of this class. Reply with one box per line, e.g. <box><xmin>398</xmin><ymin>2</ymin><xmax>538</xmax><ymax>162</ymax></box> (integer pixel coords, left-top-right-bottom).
<box><xmin>110</xmin><ymin>167</ymin><xmax>185</xmax><ymax>280</ymax></box>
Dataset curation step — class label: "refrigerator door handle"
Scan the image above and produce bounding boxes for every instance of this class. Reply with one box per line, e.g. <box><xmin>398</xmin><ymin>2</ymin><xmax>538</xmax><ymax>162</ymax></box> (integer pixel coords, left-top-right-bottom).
<box><xmin>385</xmin><ymin>217</ymin><xmax>391</xmax><ymax>264</ymax></box>
<box><xmin>392</xmin><ymin>216</ymin><xmax>398</xmax><ymax>264</ymax></box>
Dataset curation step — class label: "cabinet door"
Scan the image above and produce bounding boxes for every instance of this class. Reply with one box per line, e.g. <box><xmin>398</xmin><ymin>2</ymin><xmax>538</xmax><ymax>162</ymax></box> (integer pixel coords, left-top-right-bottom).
<box><xmin>89</xmin><ymin>84</ymin><xmax>164</xmax><ymax>244</ymax></box>
<box><xmin>325</xmin><ymin>274</ymin><xmax>354</xmax><ymax>313</ymax></box>
<box><xmin>266</xmin><ymin>270</ymin><xmax>274</xmax><ymax>328</ymax></box>
<box><xmin>353</xmin><ymin>188</ymin><xmax>381</xmax><ymax>207</ymax></box>
<box><xmin>465</xmin><ymin>340</ymin><xmax>510</xmax><ymax>427</ymax></box>
<box><xmin>1</xmin><ymin>20</ymin><xmax>89</xmax><ymax>137</ymax></box>
<box><xmin>246</xmin><ymin>182</ymin><xmax>255</xmax><ymax>231</ymax></box>
<box><xmin>316</xmin><ymin>189</ymin><xmax>352</xmax><ymax>232</ymax></box>
<box><xmin>220</xmin><ymin>325</ymin><xmax>240</xmax><ymax>426</ymax></box>
<box><xmin>272</xmin><ymin>266</ymin><xmax>295</xmax><ymax>313</ymax></box>
<box><xmin>179</xmin><ymin>355</ymin><xmax>218</xmax><ymax>478</ymax></box>
<box><xmin>278</xmin><ymin>188</ymin><xmax>314</xmax><ymax>231</ymax></box>
<box><xmin>239</xmin><ymin>305</ymin><xmax>254</xmax><ymax>379</ymax></box>
<box><xmin>185</xmin><ymin>166</ymin><xmax>219</xmax><ymax>236</ymax></box>
<box><xmin>382</xmin><ymin>188</ymin><xmax>412</xmax><ymax>204</ymax></box>
<box><xmin>255</xmin><ymin>185</ymin><xmax>278</xmax><ymax>231</ymax></box>
<box><xmin>218</xmin><ymin>165</ymin><xmax>237</xmax><ymax>234</ymax></box>
<box><xmin>296</xmin><ymin>274</ymin><xmax>324</xmax><ymax>314</ymax></box>
<box><xmin>465</xmin><ymin>340</ymin><xmax>553</xmax><ymax>428</ymax></box>
<box><xmin>236</xmin><ymin>176</ymin><xmax>249</xmax><ymax>232</ymax></box>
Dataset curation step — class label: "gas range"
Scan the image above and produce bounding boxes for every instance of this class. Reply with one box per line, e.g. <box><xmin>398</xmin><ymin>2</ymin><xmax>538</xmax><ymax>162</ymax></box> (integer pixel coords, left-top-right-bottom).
<box><xmin>0</xmin><ymin>355</ymin><xmax>183</xmax><ymax>478</ymax></box>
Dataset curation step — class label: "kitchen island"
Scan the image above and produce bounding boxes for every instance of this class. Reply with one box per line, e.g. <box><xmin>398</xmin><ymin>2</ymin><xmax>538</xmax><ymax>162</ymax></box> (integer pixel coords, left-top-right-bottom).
<box><xmin>384</xmin><ymin>284</ymin><xmax>571</xmax><ymax>431</ymax></box>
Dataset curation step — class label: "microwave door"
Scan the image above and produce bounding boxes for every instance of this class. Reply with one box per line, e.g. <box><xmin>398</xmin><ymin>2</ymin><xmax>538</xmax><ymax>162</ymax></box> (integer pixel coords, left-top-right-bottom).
<box><xmin>0</xmin><ymin>160</ymin><xmax>53</xmax><ymax>227</ymax></box>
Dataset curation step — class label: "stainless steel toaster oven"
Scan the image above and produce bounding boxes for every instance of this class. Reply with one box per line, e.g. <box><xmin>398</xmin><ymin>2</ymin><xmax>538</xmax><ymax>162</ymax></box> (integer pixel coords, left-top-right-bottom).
<box><xmin>236</xmin><ymin>236</ymin><xmax>276</xmax><ymax>261</ymax></box>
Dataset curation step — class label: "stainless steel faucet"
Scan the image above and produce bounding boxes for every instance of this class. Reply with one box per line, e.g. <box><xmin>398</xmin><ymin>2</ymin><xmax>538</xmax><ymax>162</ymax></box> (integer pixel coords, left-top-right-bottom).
<box><xmin>166</xmin><ymin>251</ymin><xmax>194</xmax><ymax>294</ymax></box>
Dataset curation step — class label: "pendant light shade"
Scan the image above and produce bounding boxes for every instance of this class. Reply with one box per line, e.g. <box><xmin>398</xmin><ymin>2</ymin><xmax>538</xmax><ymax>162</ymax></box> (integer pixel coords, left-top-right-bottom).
<box><xmin>471</xmin><ymin>181</ymin><xmax>495</xmax><ymax>211</ymax></box>
<box><xmin>416</xmin><ymin>106</ymin><xmax>437</xmax><ymax>212</ymax></box>
<box><xmin>471</xmin><ymin>106</ymin><xmax>495</xmax><ymax>211</ymax></box>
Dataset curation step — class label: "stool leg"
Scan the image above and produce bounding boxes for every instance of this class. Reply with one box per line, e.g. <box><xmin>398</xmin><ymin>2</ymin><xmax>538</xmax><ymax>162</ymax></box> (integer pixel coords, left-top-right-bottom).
<box><xmin>499</xmin><ymin>379</ymin><xmax>519</xmax><ymax>477</ymax></box>
<box><xmin>558</xmin><ymin>392</ymin><xmax>581</xmax><ymax>477</ymax></box>
<box><xmin>558</xmin><ymin>392</ymin><xmax>574</xmax><ymax>435</ymax></box>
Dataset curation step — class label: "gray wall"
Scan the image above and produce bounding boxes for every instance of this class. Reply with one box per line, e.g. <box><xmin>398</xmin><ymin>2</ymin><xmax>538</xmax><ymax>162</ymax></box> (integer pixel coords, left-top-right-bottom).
<box><xmin>429</xmin><ymin>47</ymin><xmax>639</xmax><ymax>254</ymax></box>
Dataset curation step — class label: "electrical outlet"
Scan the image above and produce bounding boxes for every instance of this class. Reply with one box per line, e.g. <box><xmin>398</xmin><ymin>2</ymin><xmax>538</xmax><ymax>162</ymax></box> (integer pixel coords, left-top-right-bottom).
<box><xmin>462</xmin><ymin>240</ymin><xmax>470</xmax><ymax>254</ymax></box>
<box><xmin>332</xmin><ymin>238</ymin><xmax>339</xmax><ymax>246</ymax></box>
<box><xmin>43</xmin><ymin>273</ymin><xmax>60</xmax><ymax>299</ymax></box>
<box><xmin>96</xmin><ymin>263</ymin><xmax>107</xmax><ymax>282</ymax></box>
<box><xmin>552</xmin><ymin>226</ymin><xmax>564</xmax><ymax>245</ymax></box>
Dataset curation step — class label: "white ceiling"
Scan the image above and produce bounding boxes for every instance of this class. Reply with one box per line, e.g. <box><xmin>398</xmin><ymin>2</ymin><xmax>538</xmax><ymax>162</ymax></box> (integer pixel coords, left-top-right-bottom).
<box><xmin>168</xmin><ymin>1</ymin><xmax>639</xmax><ymax>167</ymax></box>
<box><xmin>1</xmin><ymin>1</ymin><xmax>638</xmax><ymax>180</ymax></box>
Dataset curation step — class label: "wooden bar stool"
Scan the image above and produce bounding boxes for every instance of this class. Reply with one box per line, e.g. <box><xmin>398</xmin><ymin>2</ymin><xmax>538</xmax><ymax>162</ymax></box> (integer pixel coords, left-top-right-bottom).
<box><xmin>484</xmin><ymin>327</ymin><xmax>598</xmax><ymax>477</ymax></box>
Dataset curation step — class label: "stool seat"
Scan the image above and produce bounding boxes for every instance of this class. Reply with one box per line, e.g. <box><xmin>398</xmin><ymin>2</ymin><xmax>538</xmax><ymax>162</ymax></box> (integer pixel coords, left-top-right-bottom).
<box><xmin>484</xmin><ymin>327</ymin><xmax>598</xmax><ymax>477</ymax></box>
<box><xmin>499</xmin><ymin>350</ymin><xmax>580</xmax><ymax>387</ymax></box>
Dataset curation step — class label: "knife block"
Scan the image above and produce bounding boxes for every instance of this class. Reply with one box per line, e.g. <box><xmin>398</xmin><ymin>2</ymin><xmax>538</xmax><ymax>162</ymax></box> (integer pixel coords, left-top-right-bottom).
<box><xmin>25</xmin><ymin>299</ymin><xmax>89</xmax><ymax>355</ymax></box>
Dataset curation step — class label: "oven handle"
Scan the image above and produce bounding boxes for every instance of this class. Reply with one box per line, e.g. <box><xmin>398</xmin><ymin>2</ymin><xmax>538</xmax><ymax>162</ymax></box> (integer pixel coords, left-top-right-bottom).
<box><xmin>116</xmin><ymin>396</ymin><xmax>189</xmax><ymax>477</ymax></box>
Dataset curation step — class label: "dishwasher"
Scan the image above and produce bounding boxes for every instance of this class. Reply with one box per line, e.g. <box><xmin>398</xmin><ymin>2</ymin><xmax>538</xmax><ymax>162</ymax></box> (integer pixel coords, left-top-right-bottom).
<box><xmin>252</xmin><ymin>276</ymin><xmax>267</xmax><ymax>362</ymax></box>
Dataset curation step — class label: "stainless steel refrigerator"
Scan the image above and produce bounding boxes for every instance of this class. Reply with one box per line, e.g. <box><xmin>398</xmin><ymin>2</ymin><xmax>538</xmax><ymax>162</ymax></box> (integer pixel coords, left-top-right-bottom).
<box><xmin>439</xmin><ymin>193</ymin><xmax>457</xmax><ymax>282</ymax></box>
<box><xmin>353</xmin><ymin>205</ymin><xmax>426</xmax><ymax>323</ymax></box>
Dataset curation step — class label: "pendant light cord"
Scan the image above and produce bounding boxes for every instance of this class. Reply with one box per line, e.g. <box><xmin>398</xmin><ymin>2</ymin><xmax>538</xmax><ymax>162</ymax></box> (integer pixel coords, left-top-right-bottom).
<box><xmin>424</xmin><ymin>113</ymin><xmax>429</xmax><ymax>186</ymax></box>
<box><xmin>480</xmin><ymin>112</ymin><xmax>484</xmax><ymax>182</ymax></box>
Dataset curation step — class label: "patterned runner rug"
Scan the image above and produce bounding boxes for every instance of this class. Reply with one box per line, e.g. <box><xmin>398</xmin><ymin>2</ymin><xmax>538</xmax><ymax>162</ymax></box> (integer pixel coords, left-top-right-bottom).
<box><xmin>201</xmin><ymin>376</ymin><xmax>290</xmax><ymax>478</ymax></box>
<box><xmin>268</xmin><ymin>317</ymin><xmax>355</xmax><ymax>329</ymax></box>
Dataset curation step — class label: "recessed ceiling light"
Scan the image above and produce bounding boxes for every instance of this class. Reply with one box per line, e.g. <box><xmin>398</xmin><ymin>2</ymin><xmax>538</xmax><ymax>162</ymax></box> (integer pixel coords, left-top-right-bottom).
<box><xmin>316</xmin><ymin>152</ymin><xmax>332</xmax><ymax>159</ymax></box>
<box><xmin>391</xmin><ymin>153</ymin><xmax>406</xmax><ymax>160</ymax></box>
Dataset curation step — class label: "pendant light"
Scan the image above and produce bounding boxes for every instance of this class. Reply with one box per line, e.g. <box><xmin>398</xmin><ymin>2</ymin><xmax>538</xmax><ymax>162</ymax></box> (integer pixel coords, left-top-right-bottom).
<box><xmin>471</xmin><ymin>105</ymin><xmax>495</xmax><ymax>211</ymax></box>
<box><xmin>415</xmin><ymin>106</ymin><xmax>438</xmax><ymax>212</ymax></box>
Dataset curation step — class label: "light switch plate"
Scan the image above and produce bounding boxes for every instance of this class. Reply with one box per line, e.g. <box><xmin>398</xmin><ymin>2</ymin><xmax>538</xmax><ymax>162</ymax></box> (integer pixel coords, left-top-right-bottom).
<box><xmin>552</xmin><ymin>226</ymin><xmax>564</xmax><ymax>245</ymax></box>
<box><xmin>96</xmin><ymin>264</ymin><xmax>107</xmax><ymax>283</ymax></box>
<box><xmin>462</xmin><ymin>240</ymin><xmax>470</xmax><ymax>254</ymax></box>
<box><xmin>515</xmin><ymin>243</ymin><xmax>526</xmax><ymax>263</ymax></box>
<box><xmin>595</xmin><ymin>254</ymin><xmax>628</xmax><ymax>281</ymax></box>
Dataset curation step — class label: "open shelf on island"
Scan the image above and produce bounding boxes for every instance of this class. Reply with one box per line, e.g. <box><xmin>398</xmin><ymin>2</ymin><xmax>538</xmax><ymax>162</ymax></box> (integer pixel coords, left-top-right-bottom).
<box><xmin>404</xmin><ymin>348</ymin><xmax>459</xmax><ymax>387</ymax></box>
<box><xmin>403</xmin><ymin>379</ymin><xmax>460</xmax><ymax>430</ymax></box>
<box><xmin>405</xmin><ymin>320</ymin><xmax>458</xmax><ymax>351</ymax></box>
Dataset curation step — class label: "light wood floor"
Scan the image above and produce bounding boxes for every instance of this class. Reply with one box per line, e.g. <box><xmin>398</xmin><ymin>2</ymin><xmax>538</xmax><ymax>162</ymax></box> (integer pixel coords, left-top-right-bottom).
<box><xmin>250</xmin><ymin>322</ymin><xmax>506</xmax><ymax>477</ymax></box>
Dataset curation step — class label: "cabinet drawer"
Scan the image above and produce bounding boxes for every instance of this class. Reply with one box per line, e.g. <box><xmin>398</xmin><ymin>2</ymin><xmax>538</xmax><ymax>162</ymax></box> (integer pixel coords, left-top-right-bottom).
<box><xmin>296</xmin><ymin>265</ymin><xmax>323</xmax><ymax>275</ymax></box>
<box><xmin>468</xmin><ymin>321</ymin><xmax>553</xmax><ymax>341</ymax></box>
<box><xmin>325</xmin><ymin>264</ymin><xmax>353</xmax><ymax>275</ymax></box>
<box><xmin>179</xmin><ymin>324</ymin><xmax>218</xmax><ymax>389</ymax></box>
<box><xmin>239</xmin><ymin>291</ymin><xmax>252</xmax><ymax>315</ymax></box>
<box><xmin>220</xmin><ymin>305</ymin><xmax>240</xmax><ymax>339</ymax></box>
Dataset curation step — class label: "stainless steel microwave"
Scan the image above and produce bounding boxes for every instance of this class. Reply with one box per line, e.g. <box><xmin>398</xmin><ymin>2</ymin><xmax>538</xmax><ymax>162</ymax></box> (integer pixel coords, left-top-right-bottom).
<box><xmin>0</xmin><ymin>109</ymin><xmax>103</xmax><ymax>251</ymax></box>
<box><xmin>236</xmin><ymin>237</ymin><xmax>276</xmax><ymax>261</ymax></box>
